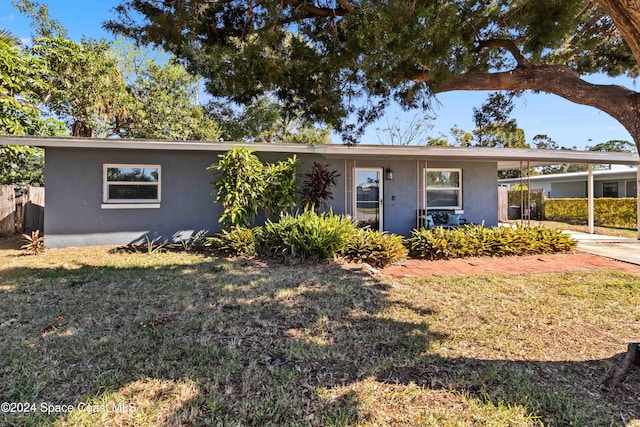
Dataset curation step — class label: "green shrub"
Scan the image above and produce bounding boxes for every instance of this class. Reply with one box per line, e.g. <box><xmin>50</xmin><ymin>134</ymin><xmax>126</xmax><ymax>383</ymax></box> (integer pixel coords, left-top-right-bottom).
<box><xmin>207</xmin><ymin>226</ymin><xmax>261</xmax><ymax>257</ymax></box>
<box><xmin>207</xmin><ymin>148</ymin><xmax>300</xmax><ymax>227</ymax></box>
<box><xmin>259</xmin><ymin>210</ymin><xmax>356</xmax><ymax>261</ymax></box>
<box><xmin>406</xmin><ymin>225</ymin><xmax>576</xmax><ymax>260</ymax></box>
<box><xmin>544</xmin><ymin>198</ymin><xmax>588</xmax><ymax>223</ymax></box>
<box><xmin>262</xmin><ymin>156</ymin><xmax>300</xmax><ymax>220</ymax></box>
<box><xmin>207</xmin><ymin>147</ymin><xmax>266</xmax><ymax>227</ymax></box>
<box><xmin>594</xmin><ymin>198</ymin><xmax>637</xmax><ymax>228</ymax></box>
<box><xmin>342</xmin><ymin>229</ymin><xmax>408</xmax><ymax>267</ymax></box>
<box><xmin>545</xmin><ymin>198</ymin><xmax>637</xmax><ymax>229</ymax></box>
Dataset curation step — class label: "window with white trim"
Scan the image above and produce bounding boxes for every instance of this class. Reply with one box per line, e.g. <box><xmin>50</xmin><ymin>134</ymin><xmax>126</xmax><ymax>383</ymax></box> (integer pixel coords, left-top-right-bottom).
<box><xmin>425</xmin><ymin>168</ymin><xmax>462</xmax><ymax>209</ymax></box>
<box><xmin>102</xmin><ymin>164</ymin><xmax>161</xmax><ymax>208</ymax></box>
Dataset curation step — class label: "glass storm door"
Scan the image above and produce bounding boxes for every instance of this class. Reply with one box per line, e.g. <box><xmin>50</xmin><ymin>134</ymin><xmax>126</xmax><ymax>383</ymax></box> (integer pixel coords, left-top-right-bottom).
<box><xmin>354</xmin><ymin>168</ymin><xmax>383</xmax><ymax>231</ymax></box>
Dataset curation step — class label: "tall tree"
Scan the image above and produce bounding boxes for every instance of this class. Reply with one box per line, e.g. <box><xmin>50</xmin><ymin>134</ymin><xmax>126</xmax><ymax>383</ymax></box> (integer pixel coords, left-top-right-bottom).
<box><xmin>375</xmin><ymin>113</ymin><xmax>439</xmax><ymax>146</ymax></box>
<box><xmin>209</xmin><ymin>96</ymin><xmax>330</xmax><ymax>143</ymax></box>
<box><xmin>15</xmin><ymin>0</ymin><xmax>135</xmax><ymax>137</ymax></box>
<box><xmin>112</xmin><ymin>42</ymin><xmax>222</xmax><ymax>140</ymax></box>
<box><xmin>588</xmin><ymin>139</ymin><xmax>637</xmax><ymax>153</ymax></box>
<box><xmin>449</xmin><ymin>126</ymin><xmax>473</xmax><ymax>147</ymax></box>
<box><xmin>13</xmin><ymin>0</ymin><xmax>222</xmax><ymax>141</ymax></box>
<box><xmin>532</xmin><ymin>134</ymin><xmax>588</xmax><ymax>174</ymax></box>
<box><xmin>472</xmin><ymin>92</ymin><xmax>528</xmax><ymax>148</ymax></box>
<box><xmin>107</xmin><ymin>0</ymin><xmax>640</xmax><ymax>148</ymax></box>
<box><xmin>0</xmin><ymin>28</ymin><xmax>64</xmax><ymax>185</ymax></box>
<box><xmin>31</xmin><ymin>36</ymin><xmax>135</xmax><ymax>137</ymax></box>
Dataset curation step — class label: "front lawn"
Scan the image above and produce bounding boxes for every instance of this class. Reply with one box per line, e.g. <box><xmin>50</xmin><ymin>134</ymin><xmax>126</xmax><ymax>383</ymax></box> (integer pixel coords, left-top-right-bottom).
<box><xmin>1</xmin><ymin>241</ymin><xmax>638</xmax><ymax>426</ymax></box>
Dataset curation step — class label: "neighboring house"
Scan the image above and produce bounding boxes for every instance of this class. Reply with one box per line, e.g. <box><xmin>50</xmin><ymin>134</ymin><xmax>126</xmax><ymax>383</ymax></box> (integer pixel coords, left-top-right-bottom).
<box><xmin>1</xmin><ymin>136</ymin><xmax>638</xmax><ymax>247</ymax></box>
<box><xmin>499</xmin><ymin>168</ymin><xmax>638</xmax><ymax>199</ymax></box>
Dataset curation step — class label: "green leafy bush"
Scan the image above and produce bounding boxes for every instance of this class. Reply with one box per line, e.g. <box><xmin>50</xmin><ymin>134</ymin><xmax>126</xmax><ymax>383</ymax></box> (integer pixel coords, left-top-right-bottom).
<box><xmin>545</xmin><ymin>198</ymin><xmax>637</xmax><ymax>229</ymax></box>
<box><xmin>406</xmin><ymin>225</ymin><xmax>576</xmax><ymax>260</ymax></box>
<box><xmin>262</xmin><ymin>156</ymin><xmax>300</xmax><ymax>220</ymax></box>
<box><xmin>208</xmin><ymin>148</ymin><xmax>300</xmax><ymax>227</ymax></box>
<box><xmin>207</xmin><ymin>147</ymin><xmax>266</xmax><ymax>227</ymax></box>
<box><xmin>259</xmin><ymin>210</ymin><xmax>356</xmax><ymax>261</ymax></box>
<box><xmin>342</xmin><ymin>228</ymin><xmax>408</xmax><ymax>267</ymax></box>
<box><xmin>207</xmin><ymin>226</ymin><xmax>261</xmax><ymax>257</ymax></box>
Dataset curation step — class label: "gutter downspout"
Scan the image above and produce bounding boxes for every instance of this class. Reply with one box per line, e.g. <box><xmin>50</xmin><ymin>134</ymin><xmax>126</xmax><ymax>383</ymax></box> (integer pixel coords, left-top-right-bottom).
<box><xmin>588</xmin><ymin>164</ymin><xmax>594</xmax><ymax>235</ymax></box>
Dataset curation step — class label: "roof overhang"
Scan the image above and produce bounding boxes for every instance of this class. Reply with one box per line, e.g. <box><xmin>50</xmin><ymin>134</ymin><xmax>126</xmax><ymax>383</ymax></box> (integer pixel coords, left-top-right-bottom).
<box><xmin>1</xmin><ymin>135</ymin><xmax>638</xmax><ymax>170</ymax></box>
<box><xmin>499</xmin><ymin>167</ymin><xmax>638</xmax><ymax>184</ymax></box>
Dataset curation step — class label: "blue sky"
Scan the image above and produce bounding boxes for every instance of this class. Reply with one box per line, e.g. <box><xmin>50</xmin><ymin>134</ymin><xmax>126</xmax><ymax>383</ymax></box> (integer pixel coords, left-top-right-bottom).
<box><xmin>1</xmin><ymin>0</ymin><xmax>636</xmax><ymax>149</ymax></box>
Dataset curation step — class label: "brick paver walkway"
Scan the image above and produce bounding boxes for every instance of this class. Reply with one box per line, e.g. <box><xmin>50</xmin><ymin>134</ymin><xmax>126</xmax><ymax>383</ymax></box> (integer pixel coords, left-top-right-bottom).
<box><xmin>380</xmin><ymin>252</ymin><xmax>640</xmax><ymax>278</ymax></box>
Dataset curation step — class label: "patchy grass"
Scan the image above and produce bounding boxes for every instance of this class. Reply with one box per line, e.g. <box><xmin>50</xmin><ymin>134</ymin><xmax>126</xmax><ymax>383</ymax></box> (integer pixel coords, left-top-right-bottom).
<box><xmin>0</xmin><ymin>239</ymin><xmax>639</xmax><ymax>426</ymax></box>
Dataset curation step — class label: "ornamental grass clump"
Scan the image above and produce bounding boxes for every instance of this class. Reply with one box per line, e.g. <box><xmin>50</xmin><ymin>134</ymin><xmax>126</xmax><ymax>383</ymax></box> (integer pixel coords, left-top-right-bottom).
<box><xmin>207</xmin><ymin>226</ymin><xmax>261</xmax><ymax>257</ymax></box>
<box><xmin>259</xmin><ymin>210</ymin><xmax>356</xmax><ymax>261</ymax></box>
<box><xmin>342</xmin><ymin>228</ymin><xmax>408</xmax><ymax>267</ymax></box>
<box><xmin>407</xmin><ymin>225</ymin><xmax>576</xmax><ymax>260</ymax></box>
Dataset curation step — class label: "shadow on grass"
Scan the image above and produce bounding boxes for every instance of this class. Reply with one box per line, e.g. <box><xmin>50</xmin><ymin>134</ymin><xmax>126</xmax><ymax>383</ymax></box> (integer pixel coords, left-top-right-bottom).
<box><xmin>0</xmin><ymin>255</ymin><xmax>638</xmax><ymax>426</ymax></box>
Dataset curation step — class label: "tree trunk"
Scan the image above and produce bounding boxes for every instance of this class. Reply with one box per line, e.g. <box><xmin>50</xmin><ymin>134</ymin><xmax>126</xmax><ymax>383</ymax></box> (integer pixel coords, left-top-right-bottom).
<box><xmin>72</xmin><ymin>121</ymin><xmax>96</xmax><ymax>138</ymax></box>
<box><xmin>415</xmin><ymin>64</ymin><xmax>640</xmax><ymax>151</ymax></box>
<box><xmin>603</xmin><ymin>342</ymin><xmax>640</xmax><ymax>388</ymax></box>
<box><xmin>596</xmin><ymin>0</ymin><xmax>640</xmax><ymax>65</ymax></box>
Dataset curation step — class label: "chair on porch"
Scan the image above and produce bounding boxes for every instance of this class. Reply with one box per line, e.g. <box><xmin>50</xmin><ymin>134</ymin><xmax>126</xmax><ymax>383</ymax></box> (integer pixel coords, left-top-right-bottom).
<box><xmin>419</xmin><ymin>209</ymin><xmax>470</xmax><ymax>229</ymax></box>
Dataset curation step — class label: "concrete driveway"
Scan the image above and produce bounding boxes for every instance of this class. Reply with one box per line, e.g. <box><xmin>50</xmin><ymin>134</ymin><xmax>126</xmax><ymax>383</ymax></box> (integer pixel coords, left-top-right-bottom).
<box><xmin>565</xmin><ymin>231</ymin><xmax>640</xmax><ymax>266</ymax></box>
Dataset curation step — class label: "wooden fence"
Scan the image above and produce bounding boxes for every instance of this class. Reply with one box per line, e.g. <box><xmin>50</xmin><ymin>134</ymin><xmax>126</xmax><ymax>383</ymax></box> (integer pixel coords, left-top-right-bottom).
<box><xmin>497</xmin><ymin>186</ymin><xmax>545</xmax><ymax>222</ymax></box>
<box><xmin>0</xmin><ymin>185</ymin><xmax>45</xmax><ymax>234</ymax></box>
<box><xmin>497</xmin><ymin>186</ymin><xmax>509</xmax><ymax>222</ymax></box>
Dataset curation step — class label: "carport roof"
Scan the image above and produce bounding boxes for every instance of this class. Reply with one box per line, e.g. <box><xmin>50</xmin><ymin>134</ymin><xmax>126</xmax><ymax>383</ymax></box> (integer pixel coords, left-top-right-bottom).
<box><xmin>2</xmin><ymin>135</ymin><xmax>638</xmax><ymax>170</ymax></box>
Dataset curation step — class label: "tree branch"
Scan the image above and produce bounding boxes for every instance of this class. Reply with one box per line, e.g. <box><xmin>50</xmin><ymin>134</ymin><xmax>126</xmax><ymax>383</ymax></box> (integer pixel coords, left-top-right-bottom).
<box><xmin>335</xmin><ymin>0</ymin><xmax>356</xmax><ymax>13</ymax></box>
<box><xmin>477</xmin><ymin>39</ymin><xmax>531</xmax><ymax>68</ymax></box>
<box><xmin>412</xmin><ymin>63</ymin><xmax>640</xmax><ymax>145</ymax></box>
<box><xmin>596</xmin><ymin>0</ymin><xmax>640</xmax><ymax>64</ymax></box>
<box><xmin>204</xmin><ymin>0</ymin><xmax>353</xmax><ymax>42</ymax></box>
<box><xmin>284</xmin><ymin>0</ymin><xmax>352</xmax><ymax>17</ymax></box>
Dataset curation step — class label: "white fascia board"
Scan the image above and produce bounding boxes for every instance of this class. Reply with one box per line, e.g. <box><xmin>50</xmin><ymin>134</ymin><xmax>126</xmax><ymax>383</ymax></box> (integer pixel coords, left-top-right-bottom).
<box><xmin>0</xmin><ymin>135</ymin><xmax>318</xmax><ymax>154</ymax></box>
<box><xmin>498</xmin><ymin>167</ymin><xmax>639</xmax><ymax>183</ymax></box>
<box><xmin>1</xmin><ymin>135</ymin><xmax>638</xmax><ymax>166</ymax></box>
<box><xmin>320</xmin><ymin>144</ymin><xmax>640</xmax><ymax>166</ymax></box>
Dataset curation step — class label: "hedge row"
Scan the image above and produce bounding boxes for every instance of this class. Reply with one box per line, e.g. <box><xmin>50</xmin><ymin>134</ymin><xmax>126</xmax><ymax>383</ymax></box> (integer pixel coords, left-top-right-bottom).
<box><xmin>206</xmin><ymin>212</ymin><xmax>577</xmax><ymax>266</ymax></box>
<box><xmin>406</xmin><ymin>225</ymin><xmax>576</xmax><ymax>260</ymax></box>
<box><xmin>545</xmin><ymin>198</ymin><xmax>637</xmax><ymax>229</ymax></box>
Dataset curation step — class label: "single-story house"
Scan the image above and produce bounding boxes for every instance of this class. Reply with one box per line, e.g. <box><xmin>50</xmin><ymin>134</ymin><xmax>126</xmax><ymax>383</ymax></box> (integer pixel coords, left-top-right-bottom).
<box><xmin>1</xmin><ymin>136</ymin><xmax>639</xmax><ymax>247</ymax></box>
<box><xmin>499</xmin><ymin>168</ymin><xmax>638</xmax><ymax>199</ymax></box>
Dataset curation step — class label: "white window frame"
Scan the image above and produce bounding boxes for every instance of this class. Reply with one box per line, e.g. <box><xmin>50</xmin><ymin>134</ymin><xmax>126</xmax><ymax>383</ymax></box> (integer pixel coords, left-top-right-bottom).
<box><xmin>101</xmin><ymin>164</ymin><xmax>161</xmax><ymax>209</ymax></box>
<box><xmin>424</xmin><ymin>168</ymin><xmax>463</xmax><ymax>210</ymax></box>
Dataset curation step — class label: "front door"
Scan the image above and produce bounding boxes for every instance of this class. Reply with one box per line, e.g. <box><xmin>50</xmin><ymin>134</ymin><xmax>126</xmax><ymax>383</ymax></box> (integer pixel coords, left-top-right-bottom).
<box><xmin>354</xmin><ymin>168</ymin><xmax>383</xmax><ymax>231</ymax></box>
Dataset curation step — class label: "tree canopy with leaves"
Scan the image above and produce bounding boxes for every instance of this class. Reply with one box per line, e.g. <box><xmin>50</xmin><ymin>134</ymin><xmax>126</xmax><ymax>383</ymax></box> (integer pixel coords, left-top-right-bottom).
<box><xmin>106</xmin><ymin>0</ymin><xmax>640</xmax><ymax>148</ymax></box>
<box><xmin>208</xmin><ymin>96</ymin><xmax>330</xmax><ymax>143</ymax></box>
<box><xmin>472</xmin><ymin>92</ymin><xmax>527</xmax><ymax>149</ymax></box>
<box><xmin>113</xmin><ymin>42</ymin><xmax>222</xmax><ymax>140</ymax></box>
<box><xmin>9</xmin><ymin>0</ymin><xmax>221</xmax><ymax>141</ymax></box>
<box><xmin>0</xmin><ymin>29</ymin><xmax>64</xmax><ymax>184</ymax></box>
